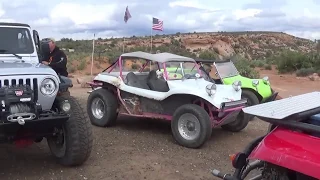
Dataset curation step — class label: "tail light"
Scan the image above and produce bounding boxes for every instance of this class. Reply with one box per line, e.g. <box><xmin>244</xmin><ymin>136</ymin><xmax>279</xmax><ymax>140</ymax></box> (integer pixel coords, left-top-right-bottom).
<box><xmin>229</xmin><ymin>152</ymin><xmax>247</xmax><ymax>169</ymax></box>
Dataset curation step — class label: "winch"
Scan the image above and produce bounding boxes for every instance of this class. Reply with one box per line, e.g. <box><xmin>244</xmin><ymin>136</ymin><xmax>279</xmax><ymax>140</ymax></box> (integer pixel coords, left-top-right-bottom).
<box><xmin>0</xmin><ymin>85</ymin><xmax>40</xmax><ymax>124</ymax></box>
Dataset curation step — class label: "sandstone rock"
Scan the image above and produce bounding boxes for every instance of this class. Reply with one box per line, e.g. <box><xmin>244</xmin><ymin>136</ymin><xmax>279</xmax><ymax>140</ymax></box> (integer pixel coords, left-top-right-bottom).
<box><xmin>308</xmin><ymin>73</ymin><xmax>320</xmax><ymax>81</ymax></box>
<box><xmin>211</xmin><ymin>40</ymin><xmax>235</xmax><ymax>57</ymax></box>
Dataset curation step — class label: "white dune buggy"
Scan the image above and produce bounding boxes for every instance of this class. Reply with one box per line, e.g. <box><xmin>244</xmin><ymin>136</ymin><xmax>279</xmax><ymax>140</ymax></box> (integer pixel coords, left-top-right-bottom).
<box><xmin>86</xmin><ymin>51</ymin><xmax>248</xmax><ymax>148</ymax></box>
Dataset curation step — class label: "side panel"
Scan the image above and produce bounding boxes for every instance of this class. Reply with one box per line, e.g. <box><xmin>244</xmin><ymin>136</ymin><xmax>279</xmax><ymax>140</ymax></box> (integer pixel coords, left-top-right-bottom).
<box><xmin>222</xmin><ymin>75</ymin><xmax>272</xmax><ymax>100</ymax></box>
<box><xmin>93</xmin><ymin>74</ymin><xmax>242</xmax><ymax>108</ymax></box>
<box><xmin>249</xmin><ymin>127</ymin><xmax>320</xmax><ymax>179</ymax></box>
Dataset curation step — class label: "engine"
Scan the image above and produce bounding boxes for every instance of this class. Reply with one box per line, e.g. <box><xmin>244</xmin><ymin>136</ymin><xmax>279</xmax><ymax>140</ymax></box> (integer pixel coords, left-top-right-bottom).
<box><xmin>0</xmin><ymin>85</ymin><xmax>40</xmax><ymax>124</ymax></box>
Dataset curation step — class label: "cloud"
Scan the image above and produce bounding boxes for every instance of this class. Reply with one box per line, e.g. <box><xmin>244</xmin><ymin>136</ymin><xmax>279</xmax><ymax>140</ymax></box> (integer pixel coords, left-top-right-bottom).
<box><xmin>0</xmin><ymin>0</ymin><xmax>319</xmax><ymax>40</ymax></box>
<box><xmin>254</xmin><ymin>10</ymin><xmax>286</xmax><ymax>18</ymax></box>
<box><xmin>244</xmin><ymin>0</ymin><xmax>287</xmax><ymax>9</ymax></box>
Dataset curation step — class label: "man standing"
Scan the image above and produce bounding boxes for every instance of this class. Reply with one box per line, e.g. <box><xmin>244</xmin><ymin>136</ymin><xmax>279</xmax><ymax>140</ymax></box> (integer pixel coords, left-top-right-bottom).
<box><xmin>41</xmin><ymin>38</ymin><xmax>68</xmax><ymax>77</ymax></box>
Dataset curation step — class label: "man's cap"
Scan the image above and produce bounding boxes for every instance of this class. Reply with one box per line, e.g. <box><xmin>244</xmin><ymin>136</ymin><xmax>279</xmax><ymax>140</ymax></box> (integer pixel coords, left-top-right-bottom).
<box><xmin>42</xmin><ymin>37</ymin><xmax>55</xmax><ymax>43</ymax></box>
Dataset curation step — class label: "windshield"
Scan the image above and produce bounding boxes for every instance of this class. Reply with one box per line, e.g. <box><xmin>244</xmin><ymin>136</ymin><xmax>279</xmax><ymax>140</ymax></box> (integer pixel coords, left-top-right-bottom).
<box><xmin>215</xmin><ymin>61</ymin><xmax>239</xmax><ymax>78</ymax></box>
<box><xmin>0</xmin><ymin>27</ymin><xmax>34</xmax><ymax>54</ymax></box>
<box><xmin>161</xmin><ymin>61</ymin><xmax>202</xmax><ymax>80</ymax></box>
<box><xmin>106</xmin><ymin>57</ymin><xmax>157</xmax><ymax>74</ymax></box>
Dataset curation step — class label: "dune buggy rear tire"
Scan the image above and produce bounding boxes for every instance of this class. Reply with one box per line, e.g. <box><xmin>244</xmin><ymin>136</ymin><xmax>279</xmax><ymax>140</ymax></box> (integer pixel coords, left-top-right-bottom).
<box><xmin>87</xmin><ymin>88</ymin><xmax>118</xmax><ymax>127</ymax></box>
<box><xmin>171</xmin><ymin>104</ymin><xmax>212</xmax><ymax>149</ymax></box>
<box><xmin>47</xmin><ymin>95</ymin><xmax>93</xmax><ymax>166</ymax></box>
<box><xmin>221</xmin><ymin>110</ymin><xmax>249</xmax><ymax>132</ymax></box>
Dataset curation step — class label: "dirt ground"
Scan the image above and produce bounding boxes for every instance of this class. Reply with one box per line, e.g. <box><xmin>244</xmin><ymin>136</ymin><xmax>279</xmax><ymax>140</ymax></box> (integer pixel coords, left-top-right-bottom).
<box><xmin>0</xmin><ymin>68</ymin><xmax>319</xmax><ymax>180</ymax></box>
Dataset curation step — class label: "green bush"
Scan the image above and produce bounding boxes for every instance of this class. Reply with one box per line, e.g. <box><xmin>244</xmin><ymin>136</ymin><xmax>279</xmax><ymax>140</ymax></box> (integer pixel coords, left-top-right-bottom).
<box><xmin>77</xmin><ymin>59</ymin><xmax>86</xmax><ymax>70</ymax></box>
<box><xmin>275</xmin><ymin>50</ymin><xmax>313</xmax><ymax>73</ymax></box>
<box><xmin>264</xmin><ymin>64</ymin><xmax>272</xmax><ymax>70</ymax></box>
<box><xmin>296</xmin><ymin>68</ymin><xmax>316</xmax><ymax>77</ymax></box>
<box><xmin>199</xmin><ymin>50</ymin><xmax>219</xmax><ymax>59</ymax></box>
<box><xmin>272</xmin><ymin>50</ymin><xmax>320</xmax><ymax>76</ymax></box>
<box><xmin>131</xmin><ymin>63</ymin><xmax>139</xmax><ymax>70</ymax></box>
<box><xmin>252</xmin><ymin>60</ymin><xmax>265</xmax><ymax>67</ymax></box>
<box><xmin>231</xmin><ymin>55</ymin><xmax>260</xmax><ymax>79</ymax></box>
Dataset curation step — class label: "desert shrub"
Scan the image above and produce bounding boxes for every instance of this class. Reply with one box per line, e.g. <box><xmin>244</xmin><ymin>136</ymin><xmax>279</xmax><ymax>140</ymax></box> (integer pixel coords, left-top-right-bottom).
<box><xmin>199</xmin><ymin>50</ymin><xmax>219</xmax><ymax>59</ymax></box>
<box><xmin>95</xmin><ymin>63</ymin><xmax>101</xmax><ymax>69</ymax></box>
<box><xmin>296</xmin><ymin>68</ymin><xmax>316</xmax><ymax>77</ymax></box>
<box><xmin>105</xmin><ymin>50</ymin><xmax>122</xmax><ymax>64</ymax></box>
<box><xmin>275</xmin><ymin>50</ymin><xmax>312</xmax><ymax>73</ymax></box>
<box><xmin>231</xmin><ymin>55</ymin><xmax>260</xmax><ymax>79</ymax></box>
<box><xmin>131</xmin><ymin>63</ymin><xmax>139</xmax><ymax>70</ymax></box>
<box><xmin>77</xmin><ymin>59</ymin><xmax>86</xmax><ymax>70</ymax></box>
<box><xmin>68</xmin><ymin>66</ymin><xmax>75</xmax><ymax>73</ymax></box>
<box><xmin>264</xmin><ymin>64</ymin><xmax>272</xmax><ymax>70</ymax></box>
<box><xmin>272</xmin><ymin>50</ymin><xmax>320</xmax><ymax>76</ymax></box>
<box><xmin>252</xmin><ymin>60</ymin><xmax>265</xmax><ymax>67</ymax></box>
<box><xmin>249</xmin><ymin>63</ymin><xmax>255</xmax><ymax>68</ymax></box>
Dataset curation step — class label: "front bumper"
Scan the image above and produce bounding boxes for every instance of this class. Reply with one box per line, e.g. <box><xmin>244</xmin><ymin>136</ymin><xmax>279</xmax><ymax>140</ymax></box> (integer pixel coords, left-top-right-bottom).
<box><xmin>0</xmin><ymin>113</ymin><xmax>69</xmax><ymax>142</ymax></box>
<box><xmin>263</xmin><ymin>89</ymin><xmax>279</xmax><ymax>103</ymax></box>
<box><xmin>220</xmin><ymin>99</ymin><xmax>247</xmax><ymax>111</ymax></box>
<box><xmin>217</xmin><ymin>99</ymin><xmax>247</xmax><ymax>125</ymax></box>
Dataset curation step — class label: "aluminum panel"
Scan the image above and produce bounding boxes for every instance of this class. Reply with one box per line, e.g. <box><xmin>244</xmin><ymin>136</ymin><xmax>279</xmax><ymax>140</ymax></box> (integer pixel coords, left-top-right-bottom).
<box><xmin>242</xmin><ymin>91</ymin><xmax>320</xmax><ymax>119</ymax></box>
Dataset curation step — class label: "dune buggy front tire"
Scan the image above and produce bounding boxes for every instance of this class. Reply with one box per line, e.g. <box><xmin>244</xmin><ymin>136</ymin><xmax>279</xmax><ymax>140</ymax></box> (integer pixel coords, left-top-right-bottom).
<box><xmin>221</xmin><ymin>110</ymin><xmax>249</xmax><ymax>132</ymax></box>
<box><xmin>87</xmin><ymin>88</ymin><xmax>118</xmax><ymax>127</ymax></box>
<box><xmin>47</xmin><ymin>96</ymin><xmax>93</xmax><ymax>166</ymax></box>
<box><xmin>171</xmin><ymin>104</ymin><xmax>212</xmax><ymax>149</ymax></box>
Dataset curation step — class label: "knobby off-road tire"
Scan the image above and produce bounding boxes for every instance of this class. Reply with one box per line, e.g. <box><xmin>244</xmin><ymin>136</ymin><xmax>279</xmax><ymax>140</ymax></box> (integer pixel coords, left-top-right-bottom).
<box><xmin>171</xmin><ymin>104</ymin><xmax>212</xmax><ymax>149</ymax></box>
<box><xmin>87</xmin><ymin>88</ymin><xmax>118</xmax><ymax>127</ymax></box>
<box><xmin>221</xmin><ymin>110</ymin><xmax>249</xmax><ymax>132</ymax></box>
<box><xmin>241</xmin><ymin>90</ymin><xmax>260</xmax><ymax>121</ymax></box>
<box><xmin>47</xmin><ymin>95</ymin><xmax>93</xmax><ymax>166</ymax></box>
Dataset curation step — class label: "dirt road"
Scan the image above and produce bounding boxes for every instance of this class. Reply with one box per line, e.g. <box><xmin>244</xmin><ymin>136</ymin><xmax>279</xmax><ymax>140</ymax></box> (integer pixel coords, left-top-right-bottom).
<box><xmin>0</xmin><ymin>69</ymin><xmax>318</xmax><ymax>180</ymax></box>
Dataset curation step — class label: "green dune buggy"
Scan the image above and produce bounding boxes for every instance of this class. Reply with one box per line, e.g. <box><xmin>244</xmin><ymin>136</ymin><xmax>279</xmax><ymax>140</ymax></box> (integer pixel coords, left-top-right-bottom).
<box><xmin>194</xmin><ymin>59</ymin><xmax>279</xmax><ymax>120</ymax></box>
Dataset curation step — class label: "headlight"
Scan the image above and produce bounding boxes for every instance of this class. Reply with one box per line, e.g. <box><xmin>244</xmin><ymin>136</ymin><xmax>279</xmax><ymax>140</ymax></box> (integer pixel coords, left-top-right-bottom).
<box><xmin>262</xmin><ymin>76</ymin><xmax>270</xmax><ymax>85</ymax></box>
<box><xmin>232</xmin><ymin>80</ymin><xmax>242</xmax><ymax>91</ymax></box>
<box><xmin>40</xmin><ymin>78</ymin><xmax>57</xmax><ymax>95</ymax></box>
<box><xmin>252</xmin><ymin>80</ymin><xmax>259</xmax><ymax>87</ymax></box>
<box><xmin>206</xmin><ymin>84</ymin><xmax>217</xmax><ymax>96</ymax></box>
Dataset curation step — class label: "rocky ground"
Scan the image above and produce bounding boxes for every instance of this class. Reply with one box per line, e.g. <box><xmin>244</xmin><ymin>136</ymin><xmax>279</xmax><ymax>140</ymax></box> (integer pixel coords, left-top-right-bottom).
<box><xmin>0</xmin><ymin>68</ymin><xmax>318</xmax><ymax>180</ymax></box>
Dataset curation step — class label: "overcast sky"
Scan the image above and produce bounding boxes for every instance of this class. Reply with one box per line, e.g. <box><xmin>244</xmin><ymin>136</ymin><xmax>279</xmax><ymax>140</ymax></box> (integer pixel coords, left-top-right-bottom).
<box><xmin>0</xmin><ymin>0</ymin><xmax>319</xmax><ymax>40</ymax></box>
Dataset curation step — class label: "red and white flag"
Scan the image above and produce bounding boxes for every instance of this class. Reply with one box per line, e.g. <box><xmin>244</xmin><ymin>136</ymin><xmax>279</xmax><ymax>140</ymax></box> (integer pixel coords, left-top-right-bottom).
<box><xmin>152</xmin><ymin>17</ymin><xmax>163</xmax><ymax>31</ymax></box>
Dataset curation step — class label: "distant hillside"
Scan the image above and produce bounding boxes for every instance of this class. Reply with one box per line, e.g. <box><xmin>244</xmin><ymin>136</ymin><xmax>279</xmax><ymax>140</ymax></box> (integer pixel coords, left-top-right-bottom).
<box><xmin>56</xmin><ymin>31</ymin><xmax>316</xmax><ymax>61</ymax></box>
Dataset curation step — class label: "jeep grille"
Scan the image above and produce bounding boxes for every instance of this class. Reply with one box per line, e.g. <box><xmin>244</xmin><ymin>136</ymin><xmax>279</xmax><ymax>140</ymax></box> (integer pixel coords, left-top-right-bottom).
<box><xmin>0</xmin><ymin>78</ymin><xmax>38</xmax><ymax>100</ymax></box>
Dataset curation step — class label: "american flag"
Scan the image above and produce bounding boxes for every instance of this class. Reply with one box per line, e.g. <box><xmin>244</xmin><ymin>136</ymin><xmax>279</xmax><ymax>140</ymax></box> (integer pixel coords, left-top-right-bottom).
<box><xmin>124</xmin><ymin>6</ymin><xmax>132</xmax><ymax>23</ymax></box>
<box><xmin>152</xmin><ymin>17</ymin><xmax>163</xmax><ymax>31</ymax></box>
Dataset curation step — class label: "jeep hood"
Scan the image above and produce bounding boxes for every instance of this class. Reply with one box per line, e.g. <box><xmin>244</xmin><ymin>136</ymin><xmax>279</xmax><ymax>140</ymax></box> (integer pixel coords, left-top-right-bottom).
<box><xmin>0</xmin><ymin>62</ymin><xmax>58</xmax><ymax>76</ymax></box>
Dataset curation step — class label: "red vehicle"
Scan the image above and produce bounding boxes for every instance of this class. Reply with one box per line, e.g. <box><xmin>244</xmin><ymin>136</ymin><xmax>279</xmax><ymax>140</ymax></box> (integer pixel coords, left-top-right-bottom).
<box><xmin>211</xmin><ymin>91</ymin><xmax>320</xmax><ymax>180</ymax></box>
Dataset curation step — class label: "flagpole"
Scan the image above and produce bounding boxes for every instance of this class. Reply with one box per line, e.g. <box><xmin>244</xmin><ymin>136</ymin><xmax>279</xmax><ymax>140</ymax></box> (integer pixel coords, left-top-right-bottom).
<box><xmin>123</xmin><ymin>37</ymin><xmax>125</xmax><ymax>53</ymax></box>
<box><xmin>123</xmin><ymin>5</ymin><xmax>131</xmax><ymax>53</ymax></box>
<box><xmin>90</xmin><ymin>33</ymin><xmax>95</xmax><ymax>76</ymax></box>
<box><xmin>150</xmin><ymin>26</ymin><xmax>153</xmax><ymax>53</ymax></box>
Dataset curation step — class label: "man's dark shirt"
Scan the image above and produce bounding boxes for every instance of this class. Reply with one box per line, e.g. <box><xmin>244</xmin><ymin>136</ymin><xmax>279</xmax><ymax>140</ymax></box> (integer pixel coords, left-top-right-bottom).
<box><xmin>44</xmin><ymin>46</ymin><xmax>68</xmax><ymax>77</ymax></box>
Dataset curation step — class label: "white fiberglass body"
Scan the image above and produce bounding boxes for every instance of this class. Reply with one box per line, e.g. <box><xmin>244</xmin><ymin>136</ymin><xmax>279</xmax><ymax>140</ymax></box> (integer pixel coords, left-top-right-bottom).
<box><xmin>93</xmin><ymin>71</ymin><xmax>242</xmax><ymax>108</ymax></box>
<box><xmin>88</xmin><ymin>52</ymin><xmax>248</xmax><ymax>149</ymax></box>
